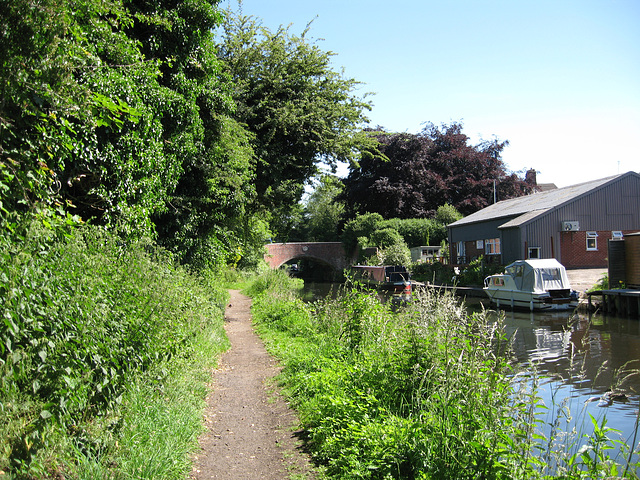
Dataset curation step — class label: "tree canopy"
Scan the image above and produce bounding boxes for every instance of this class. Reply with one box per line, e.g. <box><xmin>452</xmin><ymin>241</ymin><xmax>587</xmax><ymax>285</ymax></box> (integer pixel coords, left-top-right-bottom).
<box><xmin>0</xmin><ymin>0</ymin><xmax>267</xmax><ymax>269</ymax></box>
<box><xmin>299</xmin><ymin>174</ymin><xmax>345</xmax><ymax>242</ymax></box>
<box><xmin>1</xmin><ymin>0</ymin><xmax>181</xmax><ymax>236</ymax></box>
<box><xmin>216</xmin><ymin>12</ymin><xmax>374</xmax><ymax>237</ymax></box>
<box><xmin>342</xmin><ymin>123</ymin><xmax>534</xmax><ymax>219</ymax></box>
<box><xmin>2</xmin><ymin>1</ymin><xmax>534</xmax><ymax>272</ymax></box>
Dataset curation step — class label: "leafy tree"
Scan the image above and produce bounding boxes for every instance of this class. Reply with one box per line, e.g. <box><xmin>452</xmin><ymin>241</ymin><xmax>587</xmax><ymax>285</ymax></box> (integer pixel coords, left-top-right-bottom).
<box><xmin>378</xmin><ymin>242</ymin><xmax>411</xmax><ymax>266</ymax></box>
<box><xmin>341</xmin><ymin>213</ymin><xmax>447</xmax><ymax>259</ymax></box>
<box><xmin>0</xmin><ymin>0</ymin><xmax>95</xmax><ymax>229</ymax></box>
<box><xmin>1</xmin><ymin>0</ymin><xmax>264</xmax><ymax>268</ymax></box>
<box><xmin>341</xmin><ymin>212</ymin><xmax>383</xmax><ymax>256</ymax></box>
<box><xmin>122</xmin><ymin>0</ymin><xmax>260</xmax><ymax>268</ymax></box>
<box><xmin>153</xmin><ymin>115</ymin><xmax>257</xmax><ymax>269</ymax></box>
<box><xmin>217</xmin><ymin>11</ymin><xmax>374</xmax><ymax>237</ymax></box>
<box><xmin>436</xmin><ymin>203</ymin><xmax>463</xmax><ymax>225</ymax></box>
<box><xmin>370</xmin><ymin>227</ymin><xmax>404</xmax><ymax>249</ymax></box>
<box><xmin>362</xmin><ymin>229</ymin><xmax>411</xmax><ymax>266</ymax></box>
<box><xmin>0</xmin><ymin>0</ymin><xmax>180</xmax><ymax>238</ymax></box>
<box><xmin>301</xmin><ymin>174</ymin><xmax>345</xmax><ymax>242</ymax></box>
<box><xmin>346</xmin><ymin>216</ymin><xmax>445</xmax><ymax>266</ymax></box>
<box><xmin>381</xmin><ymin>218</ymin><xmax>446</xmax><ymax>247</ymax></box>
<box><xmin>342</xmin><ymin>122</ymin><xmax>534</xmax><ymax>218</ymax></box>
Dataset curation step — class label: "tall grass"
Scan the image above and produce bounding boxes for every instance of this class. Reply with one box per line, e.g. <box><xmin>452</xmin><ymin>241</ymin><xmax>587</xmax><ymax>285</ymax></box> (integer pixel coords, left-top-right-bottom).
<box><xmin>0</xmin><ymin>223</ymin><xmax>229</xmax><ymax>478</ymax></box>
<box><xmin>249</xmin><ymin>272</ymin><xmax>640</xmax><ymax>479</ymax></box>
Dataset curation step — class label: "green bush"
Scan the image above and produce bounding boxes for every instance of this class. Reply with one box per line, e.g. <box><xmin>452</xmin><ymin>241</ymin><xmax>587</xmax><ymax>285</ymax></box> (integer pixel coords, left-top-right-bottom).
<box><xmin>411</xmin><ymin>261</ymin><xmax>456</xmax><ymax>285</ymax></box>
<box><xmin>381</xmin><ymin>217</ymin><xmax>447</xmax><ymax>247</ymax></box>
<box><xmin>0</xmin><ymin>223</ymin><xmax>228</xmax><ymax>477</ymax></box>
<box><xmin>458</xmin><ymin>256</ymin><xmax>504</xmax><ymax>286</ymax></box>
<box><xmin>370</xmin><ymin>227</ymin><xmax>404</xmax><ymax>248</ymax></box>
<box><xmin>379</xmin><ymin>243</ymin><xmax>412</xmax><ymax>267</ymax></box>
<box><xmin>246</xmin><ymin>271</ymin><xmax>640</xmax><ymax>479</ymax></box>
<box><xmin>588</xmin><ymin>273</ymin><xmax>627</xmax><ymax>291</ymax></box>
<box><xmin>341</xmin><ymin>213</ymin><xmax>384</xmax><ymax>256</ymax></box>
<box><xmin>435</xmin><ymin>203</ymin><xmax>463</xmax><ymax>225</ymax></box>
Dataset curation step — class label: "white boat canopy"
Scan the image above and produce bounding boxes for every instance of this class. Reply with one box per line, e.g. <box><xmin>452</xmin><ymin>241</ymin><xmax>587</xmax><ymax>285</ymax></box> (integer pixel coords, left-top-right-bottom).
<box><xmin>503</xmin><ymin>259</ymin><xmax>571</xmax><ymax>293</ymax></box>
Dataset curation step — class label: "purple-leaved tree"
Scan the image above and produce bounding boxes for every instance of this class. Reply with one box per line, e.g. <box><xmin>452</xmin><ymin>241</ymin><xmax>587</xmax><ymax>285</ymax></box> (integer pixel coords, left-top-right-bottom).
<box><xmin>342</xmin><ymin>122</ymin><xmax>535</xmax><ymax>219</ymax></box>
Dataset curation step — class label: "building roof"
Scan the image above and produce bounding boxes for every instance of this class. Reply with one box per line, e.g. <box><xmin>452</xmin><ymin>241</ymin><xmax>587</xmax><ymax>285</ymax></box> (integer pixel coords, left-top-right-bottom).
<box><xmin>448</xmin><ymin>174</ymin><xmax>624</xmax><ymax>228</ymax></box>
<box><xmin>497</xmin><ymin>208</ymin><xmax>550</xmax><ymax>229</ymax></box>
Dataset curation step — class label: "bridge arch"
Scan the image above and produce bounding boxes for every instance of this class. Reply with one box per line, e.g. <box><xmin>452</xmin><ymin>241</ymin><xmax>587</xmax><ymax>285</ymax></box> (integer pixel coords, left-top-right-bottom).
<box><xmin>264</xmin><ymin>242</ymin><xmax>352</xmax><ymax>273</ymax></box>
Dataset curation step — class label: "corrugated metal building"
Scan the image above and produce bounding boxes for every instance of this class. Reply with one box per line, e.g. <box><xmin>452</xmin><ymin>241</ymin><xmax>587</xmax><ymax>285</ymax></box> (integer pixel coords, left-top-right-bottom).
<box><xmin>447</xmin><ymin>171</ymin><xmax>640</xmax><ymax>268</ymax></box>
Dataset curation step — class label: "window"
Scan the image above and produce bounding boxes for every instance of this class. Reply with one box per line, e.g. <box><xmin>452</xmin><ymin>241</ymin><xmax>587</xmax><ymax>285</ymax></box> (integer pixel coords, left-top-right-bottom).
<box><xmin>485</xmin><ymin>238</ymin><xmax>501</xmax><ymax>255</ymax></box>
<box><xmin>456</xmin><ymin>241</ymin><xmax>466</xmax><ymax>263</ymax></box>
<box><xmin>528</xmin><ymin>247</ymin><xmax>541</xmax><ymax>259</ymax></box>
<box><xmin>507</xmin><ymin>264</ymin><xmax>524</xmax><ymax>278</ymax></box>
<box><xmin>586</xmin><ymin>231</ymin><xmax>598</xmax><ymax>251</ymax></box>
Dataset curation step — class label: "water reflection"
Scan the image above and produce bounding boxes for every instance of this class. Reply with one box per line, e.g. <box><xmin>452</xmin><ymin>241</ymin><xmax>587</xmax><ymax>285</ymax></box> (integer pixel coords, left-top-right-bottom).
<box><xmin>492</xmin><ymin>305</ymin><xmax>640</xmax><ymax>399</ymax></box>
<box><xmin>466</xmin><ymin>300</ymin><xmax>640</xmax><ymax>461</ymax></box>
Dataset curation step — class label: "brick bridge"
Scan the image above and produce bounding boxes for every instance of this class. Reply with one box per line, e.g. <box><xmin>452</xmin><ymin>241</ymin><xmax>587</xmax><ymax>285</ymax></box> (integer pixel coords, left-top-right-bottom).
<box><xmin>264</xmin><ymin>242</ymin><xmax>354</xmax><ymax>272</ymax></box>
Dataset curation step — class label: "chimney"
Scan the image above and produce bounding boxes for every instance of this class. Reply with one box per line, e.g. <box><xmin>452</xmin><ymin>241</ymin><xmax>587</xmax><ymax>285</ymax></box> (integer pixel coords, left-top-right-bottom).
<box><xmin>525</xmin><ymin>168</ymin><xmax>537</xmax><ymax>186</ymax></box>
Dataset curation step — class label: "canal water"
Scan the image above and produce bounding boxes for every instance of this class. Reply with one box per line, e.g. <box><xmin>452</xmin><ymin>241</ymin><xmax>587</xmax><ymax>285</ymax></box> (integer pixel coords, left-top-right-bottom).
<box><xmin>302</xmin><ymin>283</ymin><xmax>640</xmax><ymax>462</ymax></box>
<box><xmin>480</xmin><ymin>301</ymin><xmax>640</xmax><ymax>461</ymax></box>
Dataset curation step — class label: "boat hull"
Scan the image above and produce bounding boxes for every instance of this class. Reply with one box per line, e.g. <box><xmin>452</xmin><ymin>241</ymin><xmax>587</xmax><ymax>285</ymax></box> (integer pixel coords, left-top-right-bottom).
<box><xmin>483</xmin><ymin>259</ymin><xmax>577</xmax><ymax>311</ymax></box>
<box><xmin>484</xmin><ymin>288</ymin><xmax>574</xmax><ymax>311</ymax></box>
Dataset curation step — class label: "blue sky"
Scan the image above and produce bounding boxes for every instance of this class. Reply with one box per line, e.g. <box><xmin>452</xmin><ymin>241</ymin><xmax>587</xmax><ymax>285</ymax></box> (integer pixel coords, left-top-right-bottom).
<box><xmin>221</xmin><ymin>0</ymin><xmax>639</xmax><ymax>187</ymax></box>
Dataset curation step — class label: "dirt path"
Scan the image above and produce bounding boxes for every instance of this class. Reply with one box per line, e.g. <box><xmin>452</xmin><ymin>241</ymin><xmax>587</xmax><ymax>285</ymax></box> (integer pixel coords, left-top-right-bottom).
<box><xmin>191</xmin><ymin>290</ymin><xmax>317</xmax><ymax>480</ymax></box>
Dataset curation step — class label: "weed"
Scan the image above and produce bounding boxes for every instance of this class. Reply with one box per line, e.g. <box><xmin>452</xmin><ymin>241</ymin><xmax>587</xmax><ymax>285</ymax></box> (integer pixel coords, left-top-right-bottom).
<box><xmin>0</xmin><ymin>223</ymin><xmax>228</xmax><ymax>478</ymax></box>
<box><xmin>249</xmin><ymin>272</ymin><xmax>640</xmax><ymax>479</ymax></box>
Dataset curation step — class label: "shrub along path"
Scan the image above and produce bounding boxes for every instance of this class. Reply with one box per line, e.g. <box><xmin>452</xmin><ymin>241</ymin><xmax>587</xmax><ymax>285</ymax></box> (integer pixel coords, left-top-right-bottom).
<box><xmin>191</xmin><ymin>290</ymin><xmax>317</xmax><ymax>479</ymax></box>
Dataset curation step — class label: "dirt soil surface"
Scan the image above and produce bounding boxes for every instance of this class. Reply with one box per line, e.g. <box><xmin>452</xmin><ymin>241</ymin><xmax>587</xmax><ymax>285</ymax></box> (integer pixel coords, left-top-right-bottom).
<box><xmin>191</xmin><ymin>290</ymin><xmax>317</xmax><ymax>480</ymax></box>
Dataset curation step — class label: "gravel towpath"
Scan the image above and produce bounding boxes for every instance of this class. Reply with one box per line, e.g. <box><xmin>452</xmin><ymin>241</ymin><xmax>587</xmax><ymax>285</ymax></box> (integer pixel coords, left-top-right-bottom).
<box><xmin>191</xmin><ymin>290</ymin><xmax>317</xmax><ymax>480</ymax></box>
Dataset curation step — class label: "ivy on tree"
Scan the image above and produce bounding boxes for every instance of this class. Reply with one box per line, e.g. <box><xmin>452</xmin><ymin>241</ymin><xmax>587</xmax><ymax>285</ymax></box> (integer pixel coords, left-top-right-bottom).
<box><xmin>0</xmin><ymin>0</ymin><xmax>265</xmax><ymax>269</ymax></box>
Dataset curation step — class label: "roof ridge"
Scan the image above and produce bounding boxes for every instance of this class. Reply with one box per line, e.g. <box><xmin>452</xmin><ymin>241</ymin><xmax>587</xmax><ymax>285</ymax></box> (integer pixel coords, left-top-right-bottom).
<box><xmin>448</xmin><ymin>172</ymin><xmax>636</xmax><ymax>227</ymax></box>
<box><xmin>496</xmin><ymin>173</ymin><xmax>620</xmax><ymax>205</ymax></box>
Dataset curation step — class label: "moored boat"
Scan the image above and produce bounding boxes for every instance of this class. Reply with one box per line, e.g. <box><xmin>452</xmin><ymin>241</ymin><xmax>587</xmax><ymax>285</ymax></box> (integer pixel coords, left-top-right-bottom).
<box><xmin>483</xmin><ymin>259</ymin><xmax>577</xmax><ymax>311</ymax></box>
<box><xmin>350</xmin><ymin>265</ymin><xmax>412</xmax><ymax>299</ymax></box>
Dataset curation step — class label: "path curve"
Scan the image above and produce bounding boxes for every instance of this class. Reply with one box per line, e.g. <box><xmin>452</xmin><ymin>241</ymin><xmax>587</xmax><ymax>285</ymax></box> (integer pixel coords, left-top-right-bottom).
<box><xmin>191</xmin><ymin>290</ymin><xmax>316</xmax><ymax>480</ymax></box>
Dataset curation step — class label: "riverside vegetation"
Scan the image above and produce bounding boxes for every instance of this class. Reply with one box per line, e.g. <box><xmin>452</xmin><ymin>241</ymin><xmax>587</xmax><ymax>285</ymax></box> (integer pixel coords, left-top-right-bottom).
<box><xmin>6</xmin><ymin>0</ymin><xmax>633</xmax><ymax>477</ymax></box>
<box><xmin>3</xmin><ymin>229</ymin><xmax>639</xmax><ymax>479</ymax></box>
<box><xmin>0</xmin><ymin>223</ymin><xmax>230</xmax><ymax>479</ymax></box>
<box><xmin>249</xmin><ymin>269</ymin><xmax>640</xmax><ymax>479</ymax></box>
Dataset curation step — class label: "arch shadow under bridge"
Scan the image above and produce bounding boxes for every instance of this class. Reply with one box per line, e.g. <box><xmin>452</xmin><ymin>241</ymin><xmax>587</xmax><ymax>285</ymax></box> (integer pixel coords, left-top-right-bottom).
<box><xmin>264</xmin><ymin>242</ymin><xmax>354</xmax><ymax>278</ymax></box>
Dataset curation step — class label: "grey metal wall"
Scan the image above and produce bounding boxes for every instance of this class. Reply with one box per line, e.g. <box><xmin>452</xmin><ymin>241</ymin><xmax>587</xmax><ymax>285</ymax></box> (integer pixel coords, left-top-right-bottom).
<box><xmin>538</xmin><ymin>174</ymin><xmax>639</xmax><ymax>231</ymax></box>
<box><xmin>448</xmin><ymin>173</ymin><xmax>640</xmax><ymax>265</ymax></box>
<box><xmin>500</xmin><ymin>228</ymin><xmax>522</xmax><ymax>263</ymax></box>
<box><xmin>449</xmin><ymin>217</ymin><xmax>516</xmax><ymax>243</ymax></box>
<box><xmin>524</xmin><ymin>174</ymin><xmax>640</xmax><ymax>261</ymax></box>
<box><xmin>518</xmin><ymin>217</ymin><xmax>560</xmax><ymax>261</ymax></box>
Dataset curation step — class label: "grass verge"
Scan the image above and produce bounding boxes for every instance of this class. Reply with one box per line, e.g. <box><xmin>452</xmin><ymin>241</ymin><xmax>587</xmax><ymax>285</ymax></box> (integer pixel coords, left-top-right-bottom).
<box><xmin>0</xmin><ymin>223</ymin><xmax>229</xmax><ymax>479</ymax></box>
<box><xmin>248</xmin><ymin>270</ymin><xmax>640</xmax><ymax>479</ymax></box>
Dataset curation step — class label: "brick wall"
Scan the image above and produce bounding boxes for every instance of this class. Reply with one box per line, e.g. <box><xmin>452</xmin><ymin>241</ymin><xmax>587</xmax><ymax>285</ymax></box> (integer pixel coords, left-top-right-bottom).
<box><xmin>264</xmin><ymin>242</ymin><xmax>349</xmax><ymax>270</ymax></box>
<box><xmin>559</xmin><ymin>230</ymin><xmax>627</xmax><ymax>268</ymax></box>
<box><xmin>466</xmin><ymin>240</ymin><xmax>485</xmax><ymax>263</ymax></box>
